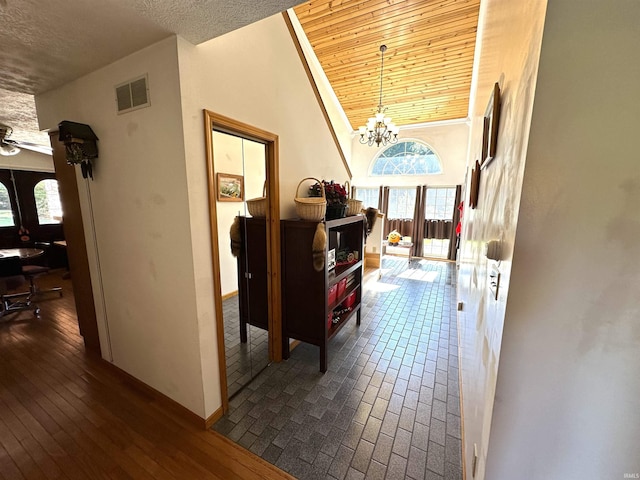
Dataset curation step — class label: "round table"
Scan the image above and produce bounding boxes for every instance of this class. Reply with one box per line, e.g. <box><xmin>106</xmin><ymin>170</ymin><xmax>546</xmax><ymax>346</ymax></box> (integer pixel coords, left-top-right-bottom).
<box><xmin>0</xmin><ymin>248</ymin><xmax>44</xmax><ymax>259</ymax></box>
<box><xmin>382</xmin><ymin>241</ymin><xmax>414</xmax><ymax>264</ymax></box>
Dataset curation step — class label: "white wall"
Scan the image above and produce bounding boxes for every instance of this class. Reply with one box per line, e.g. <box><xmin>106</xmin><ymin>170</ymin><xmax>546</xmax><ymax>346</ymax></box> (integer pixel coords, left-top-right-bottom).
<box><xmin>350</xmin><ymin>120</ymin><xmax>469</xmax><ymax>188</ymax></box>
<box><xmin>213</xmin><ymin>132</ymin><xmax>244</xmax><ymax>297</ymax></box>
<box><xmin>34</xmin><ymin>11</ymin><xmax>351</xmax><ymax>421</ymax></box>
<box><xmin>178</xmin><ymin>14</ymin><xmax>350</xmax><ymax>221</ymax></box>
<box><xmin>36</xmin><ymin>36</ymin><xmax>209</xmax><ymax>417</ymax></box>
<box><xmin>286</xmin><ymin>10</ymin><xmax>354</xmax><ymax>161</ymax></box>
<box><xmin>485</xmin><ymin>1</ymin><xmax>640</xmax><ymax>477</ymax></box>
<box><xmin>177</xmin><ymin>15</ymin><xmax>349</xmax><ymax>416</ymax></box>
<box><xmin>212</xmin><ymin>132</ymin><xmax>266</xmax><ymax>296</ymax></box>
<box><xmin>364</xmin><ymin>212</ymin><xmax>384</xmax><ymax>256</ymax></box>
<box><xmin>456</xmin><ymin>1</ymin><xmax>547</xmax><ymax>478</ymax></box>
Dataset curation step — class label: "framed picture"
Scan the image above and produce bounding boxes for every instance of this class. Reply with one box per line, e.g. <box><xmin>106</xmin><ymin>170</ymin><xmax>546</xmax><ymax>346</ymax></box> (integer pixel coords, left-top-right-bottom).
<box><xmin>216</xmin><ymin>173</ymin><xmax>244</xmax><ymax>202</ymax></box>
<box><xmin>482</xmin><ymin>82</ymin><xmax>501</xmax><ymax>168</ymax></box>
<box><xmin>470</xmin><ymin>160</ymin><xmax>481</xmax><ymax>209</ymax></box>
<box><xmin>481</xmin><ymin>116</ymin><xmax>489</xmax><ymax>164</ymax></box>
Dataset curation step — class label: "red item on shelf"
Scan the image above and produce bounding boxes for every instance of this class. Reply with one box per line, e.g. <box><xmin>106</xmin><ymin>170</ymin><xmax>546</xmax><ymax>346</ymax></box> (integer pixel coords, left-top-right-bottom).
<box><xmin>328</xmin><ymin>284</ymin><xmax>337</xmax><ymax>305</ymax></box>
<box><xmin>337</xmin><ymin>278</ymin><xmax>347</xmax><ymax>297</ymax></box>
<box><xmin>456</xmin><ymin>201</ymin><xmax>464</xmax><ymax>236</ymax></box>
<box><xmin>343</xmin><ymin>291</ymin><xmax>357</xmax><ymax>308</ymax></box>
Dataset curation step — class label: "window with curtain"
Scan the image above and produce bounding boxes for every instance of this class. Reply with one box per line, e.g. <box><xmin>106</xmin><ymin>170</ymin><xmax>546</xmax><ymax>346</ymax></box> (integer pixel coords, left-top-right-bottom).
<box><xmin>423</xmin><ymin>187</ymin><xmax>457</xmax><ymax>258</ymax></box>
<box><xmin>0</xmin><ymin>182</ymin><xmax>15</xmax><ymax>227</ymax></box>
<box><xmin>354</xmin><ymin>187</ymin><xmax>380</xmax><ymax>209</ymax></box>
<box><xmin>387</xmin><ymin>187</ymin><xmax>416</xmax><ymax>219</ymax></box>
<box><xmin>371</xmin><ymin>140</ymin><xmax>442</xmax><ymax>176</ymax></box>
<box><xmin>425</xmin><ymin>187</ymin><xmax>457</xmax><ymax>219</ymax></box>
<box><xmin>34</xmin><ymin>179</ymin><xmax>63</xmax><ymax>225</ymax></box>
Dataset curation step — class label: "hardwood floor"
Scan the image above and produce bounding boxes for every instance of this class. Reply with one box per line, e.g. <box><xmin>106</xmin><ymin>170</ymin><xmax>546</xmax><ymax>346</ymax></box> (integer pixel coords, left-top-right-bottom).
<box><xmin>0</xmin><ymin>273</ymin><xmax>293</xmax><ymax>480</ymax></box>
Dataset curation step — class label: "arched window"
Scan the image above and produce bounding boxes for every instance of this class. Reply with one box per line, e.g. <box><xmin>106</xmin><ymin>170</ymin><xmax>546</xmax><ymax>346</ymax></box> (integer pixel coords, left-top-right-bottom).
<box><xmin>0</xmin><ymin>182</ymin><xmax>15</xmax><ymax>227</ymax></box>
<box><xmin>34</xmin><ymin>179</ymin><xmax>62</xmax><ymax>225</ymax></box>
<box><xmin>370</xmin><ymin>140</ymin><xmax>442</xmax><ymax>176</ymax></box>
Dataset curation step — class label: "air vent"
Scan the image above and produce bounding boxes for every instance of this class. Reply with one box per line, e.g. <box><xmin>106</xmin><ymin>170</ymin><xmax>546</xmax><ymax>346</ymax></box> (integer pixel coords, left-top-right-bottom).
<box><xmin>115</xmin><ymin>74</ymin><xmax>150</xmax><ymax>114</ymax></box>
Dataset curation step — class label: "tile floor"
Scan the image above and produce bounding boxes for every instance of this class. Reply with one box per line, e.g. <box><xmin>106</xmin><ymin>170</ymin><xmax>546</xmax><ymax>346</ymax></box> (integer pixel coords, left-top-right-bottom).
<box><xmin>214</xmin><ymin>256</ymin><xmax>461</xmax><ymax>480</ymax></box>
<box><xmin>223</xmin><ymin>294</ymin><xmax>270</xmax><ymax>396</ymax></box>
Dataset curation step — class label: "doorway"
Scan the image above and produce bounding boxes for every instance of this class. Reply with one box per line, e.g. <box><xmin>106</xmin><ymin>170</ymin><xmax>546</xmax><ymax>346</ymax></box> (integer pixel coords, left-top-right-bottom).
<box><xmin>203</xmin><ymin>111</ymin><xmax>281</xmax><ymax>412</ymax></box>
<box><xmin>0</xmin><ymin>169</ymin><xmax>65</xmax><ymax>252</ymax></box>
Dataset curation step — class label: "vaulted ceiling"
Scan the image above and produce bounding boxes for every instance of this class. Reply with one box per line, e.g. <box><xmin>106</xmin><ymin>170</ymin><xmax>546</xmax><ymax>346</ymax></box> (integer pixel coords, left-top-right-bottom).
<box><xmin>294</xmin><ymin>0</ymin><xmax>481</xmax><ymax>130</ymax></box>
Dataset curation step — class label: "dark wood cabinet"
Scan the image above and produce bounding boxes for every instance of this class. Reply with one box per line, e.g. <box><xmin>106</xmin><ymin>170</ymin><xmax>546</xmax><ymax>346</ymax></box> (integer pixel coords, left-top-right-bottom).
<box><xmin>281</xmin><ymin>215</ymin><xmax>365</xmax><ymax>372</ymax></box>
<box><xmin>237</xmin><ymin>216</ymin><xmax>269</xmax><ymax>342</ymax></box>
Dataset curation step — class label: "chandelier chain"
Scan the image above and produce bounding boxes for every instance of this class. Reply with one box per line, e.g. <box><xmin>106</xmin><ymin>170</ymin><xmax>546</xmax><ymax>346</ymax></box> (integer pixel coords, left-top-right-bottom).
<box><xmin>358</xmin><ymin>44</ymin><xmax>398</xmax><ymax>147</ymax></box>
<box><xmin>378</xmin><ymin>44</ymin><xmax>386</xmax><ymax>110</ymax></box>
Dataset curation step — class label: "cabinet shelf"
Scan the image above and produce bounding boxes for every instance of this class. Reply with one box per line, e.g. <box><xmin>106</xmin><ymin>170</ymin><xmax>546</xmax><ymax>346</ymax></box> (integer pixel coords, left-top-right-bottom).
<box><xmin>328</xmin><ymin>260</ymin><xmax>362</xmax><ymax>287</ymax></box>
<box><xmin>325</xmin><ymin>216</ymin><xmax>363</xmax><ymax>229</ymax></box>
<box><xmin>281</xmin><ymin>215</ymin><xmax>365</xmax><ymax>372</ymax></box>
<box><xmin>328</xmin><ymin>283</ymin><xmax>360</xmax><ymax>311</ymax></box>
<box><xmin>328</xmin><ymin>304</ymin><xmax>361</xmax><ymax>340</ymax></box>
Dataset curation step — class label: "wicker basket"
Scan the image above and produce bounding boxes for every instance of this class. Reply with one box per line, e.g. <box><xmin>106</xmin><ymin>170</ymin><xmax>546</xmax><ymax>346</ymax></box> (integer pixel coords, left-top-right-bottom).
<box><xmin>295</xmin><ymin>177</ymin><xmax>326</xmax><ymax>221</ymax></box>
<box><xmin>344</xmin><ymin>180</ymin><xmax>363</xmax><ymax>216</ymax></box>
<box><xmin>246</xmin><ymin>183</ymin><xmax>267</xmax><ymax>218</ymax></box>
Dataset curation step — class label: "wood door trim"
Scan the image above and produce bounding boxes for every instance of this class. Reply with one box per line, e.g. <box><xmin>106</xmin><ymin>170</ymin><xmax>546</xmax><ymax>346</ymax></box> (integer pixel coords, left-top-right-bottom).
<box><xmin>203</xmin><ymin>110</ymin><xmax>281</xmax><ymax>413</ymax></box>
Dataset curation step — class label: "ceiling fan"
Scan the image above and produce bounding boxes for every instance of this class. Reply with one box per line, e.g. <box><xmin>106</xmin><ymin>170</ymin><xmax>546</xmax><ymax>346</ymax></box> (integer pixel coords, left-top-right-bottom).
<box><xmin>0</xmin><ymin>124</ymin><xmax>53</xmax><ymax>156</ymax></box>
<box><xmin>0</xmin><ymin>124</ymin><xmax>21</xmax><ymax>156</ymax></box>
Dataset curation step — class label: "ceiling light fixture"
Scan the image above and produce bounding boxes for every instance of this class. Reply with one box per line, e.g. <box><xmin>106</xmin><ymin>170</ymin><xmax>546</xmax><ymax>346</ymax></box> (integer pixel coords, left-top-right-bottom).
<box><xmin>358</xmin><ymin>45</ymin><xmax>399</xmax><ymax>147</ymax></box>
<box><xmin>0</xmin><ymin>125</ymin><xmax>21</xmax><ymax>156</ymax></box>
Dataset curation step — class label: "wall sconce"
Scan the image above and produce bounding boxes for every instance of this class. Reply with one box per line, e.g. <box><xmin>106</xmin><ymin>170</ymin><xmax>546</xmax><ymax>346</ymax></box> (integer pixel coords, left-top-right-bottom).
<box><xmin>58</xmin><ymin>121</ymin><xmax>99</xmax><ymax>180</ymax></box>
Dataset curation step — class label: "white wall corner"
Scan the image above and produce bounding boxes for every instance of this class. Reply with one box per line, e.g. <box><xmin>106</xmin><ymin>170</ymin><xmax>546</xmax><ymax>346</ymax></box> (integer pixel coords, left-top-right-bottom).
<box><xmin>286</xmin><ymin>9</ymin><xmax>354</xmax><ymax>164</ymax></box>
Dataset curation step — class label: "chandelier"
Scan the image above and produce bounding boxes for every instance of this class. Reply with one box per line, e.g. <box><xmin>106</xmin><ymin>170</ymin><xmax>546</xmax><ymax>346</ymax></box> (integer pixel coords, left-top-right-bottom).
<box><xmin>358</xmin><ymin>45</ymin><xmax>399</xmax><ymax>147</ymax></box>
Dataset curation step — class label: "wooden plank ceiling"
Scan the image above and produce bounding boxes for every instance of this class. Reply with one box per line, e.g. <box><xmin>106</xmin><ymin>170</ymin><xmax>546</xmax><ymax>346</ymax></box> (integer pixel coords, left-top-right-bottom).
<box><xmin>293</xmin><ymin>0</ymin><xmax>480</xmax><ymax>130</ymax></box>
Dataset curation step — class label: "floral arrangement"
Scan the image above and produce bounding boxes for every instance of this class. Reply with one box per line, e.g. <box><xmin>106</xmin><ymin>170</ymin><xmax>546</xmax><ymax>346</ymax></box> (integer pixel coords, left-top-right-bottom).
<box><xmin>309</xmin><ymin>180</ymin><xmax>348</xmax><ymax>206</ymax></box>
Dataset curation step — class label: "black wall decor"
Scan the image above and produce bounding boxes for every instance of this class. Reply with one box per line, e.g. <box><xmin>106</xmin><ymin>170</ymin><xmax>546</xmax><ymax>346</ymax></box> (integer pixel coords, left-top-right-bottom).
<box><xmin>58</xmin><ymin>121</ymin><xmax>99</xmax><ymax>179</ymax></box>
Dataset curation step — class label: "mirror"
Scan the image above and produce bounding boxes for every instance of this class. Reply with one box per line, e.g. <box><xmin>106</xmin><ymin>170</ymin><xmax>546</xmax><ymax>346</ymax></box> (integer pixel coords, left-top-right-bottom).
<box><xmin>212</xmin><ymin>130</ymin><xmax>269</xmax><ymax>398</ymax></box>
<box><xmin>204</xmin><ymin>109</ymin><xmax>281</xmax><ymax>412</ymax></box>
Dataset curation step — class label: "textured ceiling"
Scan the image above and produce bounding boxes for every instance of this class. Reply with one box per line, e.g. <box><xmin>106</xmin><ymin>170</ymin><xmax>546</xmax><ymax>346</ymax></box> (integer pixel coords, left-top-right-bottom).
<box><xmin>0</xmin><ymin>88</ymin><xmax>48</xmax><ymax>147</ymax></box>
<box><xmin>129</xmin><ymin>0</ymin><xmax>313</xmax><ymax>45</ymax></box>
<box><xmin>0</xmin><ymin>0</ymin><xmax>167</xmax><ymax>95</ymax></box>
<box><xmin>0</xmin><ymin>0</ymin><xmax>305</xmax><ymax>95</ymax></box>
<box><xmin>0</xmin><ymin>0</ymin><xmax>304</xmax><ymax>148</ymax></box>
<box><xmin>294</xmin><ymin>0</ymin><xmax>480</xmax><ymax>129</ymax></box>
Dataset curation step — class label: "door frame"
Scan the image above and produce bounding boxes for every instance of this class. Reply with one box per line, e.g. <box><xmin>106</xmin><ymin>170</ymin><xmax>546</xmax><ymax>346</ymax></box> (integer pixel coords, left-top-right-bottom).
<box><xmin>203</xmin><ymin>110</ymin><xmax>281</xmax><ymax>412</ymax></box>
